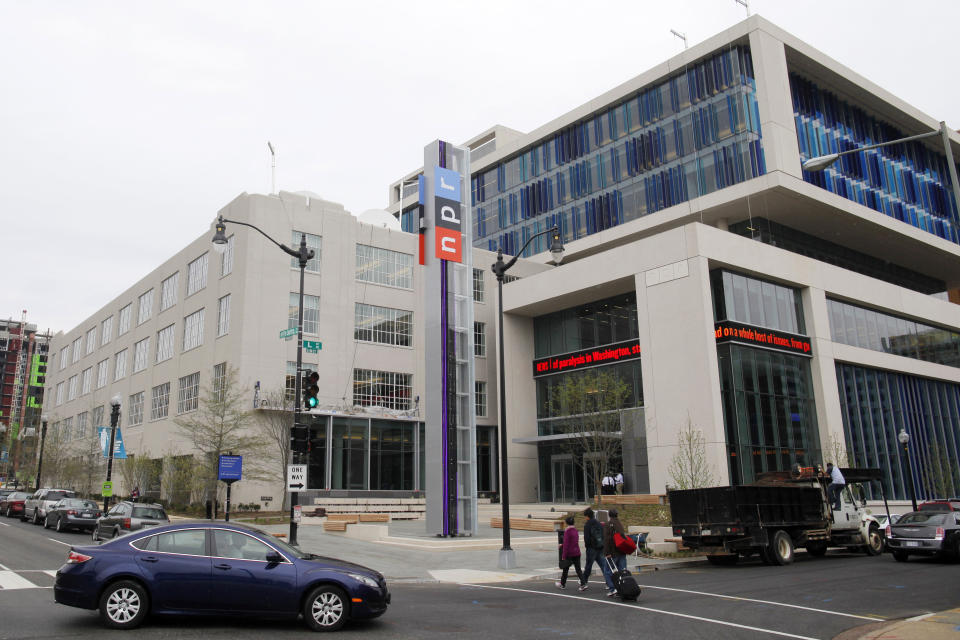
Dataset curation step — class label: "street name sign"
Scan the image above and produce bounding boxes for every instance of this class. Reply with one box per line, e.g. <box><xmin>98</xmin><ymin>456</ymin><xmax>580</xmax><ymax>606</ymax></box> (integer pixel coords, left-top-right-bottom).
<box><xmin>279</xmin><ymin>327</ymin><xmax>298</xmax><ymax>339</ymax></box>
<box><xmin>303</xmin><ymin>340</ymin><xmax>322</xmax><ymax>352</ymax></box>
<box><xmin>287</xmin><ymin>464</ymin><xmax>307</xmax><ymax>492</ymax></box>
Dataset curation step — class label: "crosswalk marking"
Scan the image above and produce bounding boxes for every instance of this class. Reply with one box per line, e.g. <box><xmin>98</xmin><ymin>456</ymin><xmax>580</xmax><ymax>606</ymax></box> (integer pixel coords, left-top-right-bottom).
<box><xmin>0</xmin><ymin>569</ymin><xmax>58</xmax><ymax>590</ymax></box>
<box><xmin>0</xmin><ymin>571</ymin><xmax>40</xmax><ymax>590</ymax></box>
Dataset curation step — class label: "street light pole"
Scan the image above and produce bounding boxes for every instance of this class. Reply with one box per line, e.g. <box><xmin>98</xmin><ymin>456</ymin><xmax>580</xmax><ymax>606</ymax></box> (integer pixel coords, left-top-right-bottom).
<box><xmin>212</xmin><ymin>216</ymin><xmax>313</xmax><ymax>544</ymax></box>
<box><xmin>491</xmin><ymin>227</ymin><xmax>564</xmax><ymax>569</ymax></box>
<box><xmin>103</xmin><ymin>395</ymin><xmax>122</xmax><ymax>513</ymax></box>
<box><xmin>34</xmin><ymin>415</ymin><xmax>48</xmax><ymax>491</ymax></box>
<box><xmin>897</xmin><ymin>429</ymin><xmax>918</xmax><ymax>511</ymax></box>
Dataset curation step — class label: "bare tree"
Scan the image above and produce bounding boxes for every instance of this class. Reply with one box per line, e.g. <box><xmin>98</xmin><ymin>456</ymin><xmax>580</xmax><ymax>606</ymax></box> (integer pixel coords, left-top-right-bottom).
<box><xmin>667</xmin><ymin>417</ymin><xmax>716</xmax><ymax>490</ymax></box>
<box><xmin>921</xmin><ymin>441</ymin><xmax>958</xmax><ymax>499</ymax></box>
<box><xmin>118</xmin><ymin>450</ymin><xmax>161</xmax><ymax>501</ymax></box>
<box><xmin>254</xmin><ymin>389</ymin><xmax>294</xmax><ymax>511</ymax></box>
<box><xmin>825</xmin><ymin>433</ymin><xmax>852</xmax><ymax>467</ymax></box>
<box><xmin>174</xmin><ymin>366</ymin><xmax>270</xmax><ymax>505</ymax></box>
<box><xmin>547</xmin><ymin>368</ymin><xmax>630</xmax><ymax>501</ymax></box>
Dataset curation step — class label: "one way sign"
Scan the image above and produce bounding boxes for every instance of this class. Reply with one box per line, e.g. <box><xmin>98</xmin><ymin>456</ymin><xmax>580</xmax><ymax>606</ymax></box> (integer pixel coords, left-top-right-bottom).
<box><xmin>287</xmin><ymin>464</ymin><xmax>307</xmax><ymax>492</ymax></box>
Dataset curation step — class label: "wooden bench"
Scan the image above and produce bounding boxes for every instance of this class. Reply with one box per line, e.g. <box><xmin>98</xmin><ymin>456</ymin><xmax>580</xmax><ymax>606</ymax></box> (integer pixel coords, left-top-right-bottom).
<box><xmin>665</xmin><ymin>537</ymin><xmax>689</xmax><ymax>551</ymax></box>
<box><xmin>599</xmin><ymin>494</ymin><xmax>665</xmax><ymax>505</ymax></box>
<box><xmin>326</xmin><ymin>514</ymin><xmax>360</xmax><ymax>524</ymax></box>
<box><xmin>323</xmin><ymin>521</ymin><xmax>348</xmax><ymax>532</ymax></box>
<box><xmin>358</xmin><ymin>513</ymin><xmax>390</xmax><ymax>522</ymax></box>
<box><xmin>490</xmin><ymin>517</ymin><xmax>562</xmax><ymax>532</ymax></box>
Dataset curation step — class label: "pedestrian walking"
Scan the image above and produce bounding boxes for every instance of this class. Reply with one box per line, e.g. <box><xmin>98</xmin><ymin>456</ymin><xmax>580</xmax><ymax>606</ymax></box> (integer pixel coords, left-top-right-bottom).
<box><xmin>601</xmin><ymin>508</ymin><xmax>628</xmax><ymax>597</ymax></box>
<box><xmin>555</xmin><ymin>516</ymin><xmax>587</xmax><ymax>591</ymax></box>
<box><xmin>581</xmin><ymin>507</ymin><xmax>605</xmax><ymax>585</ymax></box>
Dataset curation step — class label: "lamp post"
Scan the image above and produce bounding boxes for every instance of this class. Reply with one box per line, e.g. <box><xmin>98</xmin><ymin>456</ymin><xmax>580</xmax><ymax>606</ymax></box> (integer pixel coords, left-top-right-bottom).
<box><xmin>898</xmin><ymin>428</ymin><xmax>918</xmax><ymax>512</ymax></box>
<box><xmin>103</xmin><ymin>395</ymin><xmax>122</xmax><ymax>513</ymax></box>
<box><xmin>212</xmin><ymin>215</ymin><xmax>313</xmax><ymax>545</ymax></box>
<box><xmin>802</xmin><ymin>121</ymin><xmax>960</xmax><ymax>216</ymax></box>
<box><xmin>491</xmin><ymin>227</ymin><xmax>564</xmax><ymax>569</ymax></box>
<box><xmin>34</xmin><ymin>414</ymin><xmax>48</xmax><ymax>491</ymax></box>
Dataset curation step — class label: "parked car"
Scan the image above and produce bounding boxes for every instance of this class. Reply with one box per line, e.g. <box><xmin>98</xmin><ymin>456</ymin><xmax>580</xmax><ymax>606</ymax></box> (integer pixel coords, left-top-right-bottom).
<box><xmin>918</xmin><ymin>500</ymin><xmax>960</xmax><ymax>512</ymax></box>
<box><xmin>1</xmin><ymin>491</ymin><xmax>29</xmax><ymax>518</ymax></box>
<box><xmin>874</xmin><ymin>513</ymin><xmax>902</xmax><ymax>528</ymax></box>
<box><xmin>92</xmin><ymin>501</ymin><xmax>169</xmax><ymax>541</ymax></box>
<box><xmin>23</xmin><ymin>488</ymin><xmax>77</xmax><ymax>524</ymax></box>
<box><xmin>44</xmin><ymin>498</ymin><xmax>103</xmax><ymax>533</ymax></box>
<box><xmin>886</xmin><ymin>510</ymin><xmax>960</xmax><ymax>561</ymax></box>
<box><xmin>55</xmin><ymin>521</ymin><xmax>390</xmax><ymax>631</ymax></box>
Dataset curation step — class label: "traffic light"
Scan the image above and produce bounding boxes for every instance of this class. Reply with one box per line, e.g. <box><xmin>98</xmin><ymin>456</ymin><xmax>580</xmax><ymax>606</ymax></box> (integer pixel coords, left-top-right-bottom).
<box><xmin>291</xmin><ymin>423</ymin><xmax>309</xmax><ymax>455</ymax></box>
<box><xmin>302</xmin><ymin>370</ymin><xmax>319</xmax><ymax>410</ymax></box>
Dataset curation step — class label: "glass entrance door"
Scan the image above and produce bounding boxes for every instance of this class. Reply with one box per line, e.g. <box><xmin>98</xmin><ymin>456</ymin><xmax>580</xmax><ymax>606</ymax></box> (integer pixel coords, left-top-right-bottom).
<box><xmin>551</xmin><ymin>455</ymin><xmax>576</xmax><ymax>504</ymax></box>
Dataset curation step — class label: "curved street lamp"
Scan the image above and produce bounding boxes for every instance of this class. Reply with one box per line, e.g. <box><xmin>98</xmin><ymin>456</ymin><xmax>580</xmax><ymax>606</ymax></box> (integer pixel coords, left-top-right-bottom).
<box><xmin>491</xmin><ymin>227</ymin><xmax>564</xmax><ymax>569</ymax></box>
<box><xmin>897</xmin><ymin>428</ymin><xmax>918</xmax><ymax>512</ymax></box>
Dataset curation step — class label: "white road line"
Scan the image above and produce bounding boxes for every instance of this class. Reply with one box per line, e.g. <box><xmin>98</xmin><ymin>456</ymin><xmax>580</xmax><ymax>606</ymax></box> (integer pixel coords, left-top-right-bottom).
<box><xmin>0</xmin><ymin>521</ymin><xmax>9</xmax><ymax>527</ymax></box>
<box><xmin>636</xmin><ymin>584</ymin><xmax>884</xmax><ymax>621</ymax></box>
<box><xmin>461</xmin><ymin>583</ymin><xmax>821</xmax><ymax>640</ymax></box>
<box><xmin>0</xmin><ymin>563</ymin><xmax>8</xmax><ymax>571</ymax></box>
<box><xmin>0</xmin><ymin>571</ymin><xmax>39</xmax><ymax>590</ymax></box>
<box><xmin>46</xmin><ymin>538</ymin><xmax>71</xmax><ymax>547</ymax></box>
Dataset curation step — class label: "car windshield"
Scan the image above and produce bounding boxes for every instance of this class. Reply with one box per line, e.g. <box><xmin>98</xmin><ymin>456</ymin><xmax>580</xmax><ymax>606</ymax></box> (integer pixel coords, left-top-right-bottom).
<box><xmin>132</xmin><ymin>507</ymin><xmax>166</xmax><ymax>519</ymax></box>
<box><xmin>898</xmin><ymin>512</ymin><xmax>948</xmax><ymax>525</ymax></box>
<box><xmin>45</xmin><ymin>491</ymin><xmax>76</xmax><ymax>501</ymax></box>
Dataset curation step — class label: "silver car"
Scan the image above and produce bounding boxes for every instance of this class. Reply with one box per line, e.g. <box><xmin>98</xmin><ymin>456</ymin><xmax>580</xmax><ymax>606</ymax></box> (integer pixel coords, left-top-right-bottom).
<box><xmin>92</xmin><ymin>501</ymin><xmax>169</xmax><ymax>541</ymax></box>
<box><xmin>22</xmin><ymin>488</ymin><xmax>77</xmax><ymax>525</ymax></box>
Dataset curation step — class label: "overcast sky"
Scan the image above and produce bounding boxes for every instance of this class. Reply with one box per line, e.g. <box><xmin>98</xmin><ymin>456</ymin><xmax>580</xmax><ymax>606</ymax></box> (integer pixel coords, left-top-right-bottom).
<box><xmin>2</xmin><ymin>0</ymin><xmax>957</xmax><ymax>335</ymax></box>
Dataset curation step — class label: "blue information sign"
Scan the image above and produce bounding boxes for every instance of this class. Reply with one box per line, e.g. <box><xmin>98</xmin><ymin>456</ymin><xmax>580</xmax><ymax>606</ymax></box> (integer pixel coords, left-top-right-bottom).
<box><xmin>218</xmin><ymin>455</ymin><xmax>243</xmax><ymax>482</ymax></box>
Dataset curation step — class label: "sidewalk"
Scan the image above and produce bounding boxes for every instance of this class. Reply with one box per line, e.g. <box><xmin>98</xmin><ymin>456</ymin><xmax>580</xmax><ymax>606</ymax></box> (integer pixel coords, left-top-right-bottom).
<box><xmin>844</xmin><ymin>609</ymin><xmax>960</xmax><ymax>640</ymax></box>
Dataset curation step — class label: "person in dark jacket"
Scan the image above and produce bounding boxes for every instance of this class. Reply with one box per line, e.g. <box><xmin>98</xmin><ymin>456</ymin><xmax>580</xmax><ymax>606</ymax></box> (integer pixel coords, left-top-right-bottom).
<box><xmin>601</xmin><ymin>508</ymin><xmax>628</xmax><ymax>597</ymax></box>
<box><xmin>555</xmin><ymin>516</ymin><xmax>587</xmax><ymax>591</ymax></box>
<box><xmin>582</xmin><ymin>508</ymin><xmax>604</xmax><ymax>584</ymax></box>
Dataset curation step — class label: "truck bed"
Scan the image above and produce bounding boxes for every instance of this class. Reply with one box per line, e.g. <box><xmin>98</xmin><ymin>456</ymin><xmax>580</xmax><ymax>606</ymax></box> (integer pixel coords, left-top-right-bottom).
<box><xmin>670</xmin><ymin>485</ymin><xmax>827</xmax><ymax>529</ymax></box>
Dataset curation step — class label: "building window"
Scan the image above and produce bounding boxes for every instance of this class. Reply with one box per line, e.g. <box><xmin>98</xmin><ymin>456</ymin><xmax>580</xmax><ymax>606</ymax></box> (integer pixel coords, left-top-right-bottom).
<box><xmin>177</xmin><ymin>372</ymin><xmax>200</xmax><ymax>414</ymax></box>
<box><xmin>68</xmin><ymin>374</ymin><xmax>78</xmax><ymax>400</ymax></box>
<box><xmin>138</xmin><ymin>289</ymin><xmax>154</xmax><ymax>325</ymax></box>
<box><xmin>183</xmin><ymin>309</ymin><xmax>205</xmax><ymax>351</ymax></box>
<box><xmin>160</xmin><ymin>272</ymin><xmax>179</xmax><ymax>311</ymax></box>
<box><xmin>475</xmin><ymin>381</ymin><xmax>487</xmax><ymax>418</ymax></box>
<box><xmin>187</xmin><ymin>253</ymin><xmax>209</xmax><ymax>296</ymax></box>
<box><xmin>114</xmin><ymin>349</ymin><xmax>127</xmax><ymax>381</ymax></box>
<box><xmin>150</xmin><ymin>382</ymin><xmax>170</xmax><ymax>420</ymax></box>
<box><xmin>354</xmin><ymin>303</ymin><xmax>413</xmax><ymax>347</ymax></box>
<box><xmin>355</xmin><ymin>244</ymin><xmax>413</xmax><ymax>289</ymax></box>
<box><xmin>221</xmin><ymin>235</ymin><xmax>235</xmax><ymax>276</ymax></box>
<box><xmin>291</xmin><ymin>231</ymin><xmax>322</xmax><ymax>273</ymax></box>
<box><xmin>285</xmin><ymin>361</ymin><xmax>297</xmax><ymax>403</ymax></box>
<box><xmin>156</xmin><ymin>324</ymin><xmax>175</xmax><ymax>362</ymax></box>
<box><xmin>72</xmin><ymin>337</ymin><xmax>83</xmax><ymax>363</ymax></box>
<box><xmin>86</xmin><ymin>327</ymin><xmax>97</xmax><ymax>355</ymax></box>
<box><xmin>76</xmin><ymin>412</ymin><xmax>88</xmax><ymax>439</ymax></box>
<box><xmin>332</xmin><ymin>417</ymin><xmax>368</xmax><ymax>490</ymax></box>
<box><xmin>129</xmin><ymin>391</ymin><xmax>144</xmax><ymax>426</ymax></box>
<box><xmin>133</xmin><ymin>337</ymin><xmax>150</xmax><ymax>373</ymax></box>
<box><xmin>473</xmin><ymin>268</ymin><xmax>485</xmax><ymax>302</ymax></box>
<box><xmin>92</xmin><ymin>405</ymin><xmax>104</xmax><ymax>429</ymax></box>
<box><xmin>81</xmin><ymin>367</ymin><xmax>92</xmax><ymax>395</ymax></box>
<box><xmin>288</xmin><ymin>294</ymin><xmax>319</xmax><ymax>335</ymax></box>
<box><xmin>101</xmin><ymin>316</ymin><xmax>113</xmax><ymax>346</ymax></box>
<box><xmin>212</xmin><ymin>362</ymin><xmax>226</xmax><ymax>403</ymax></box>
<box><xmin>503</xmin><ymin>274</ymin><xmax>521</xmax><ymax>284</ymax></box>
<box><xmin>217</xmin><ymin>295</ymin><xmax>230</xmax><ymax>337</ymax></box>
<box><xmin>56</xmin><ymin>381</ymin><xmax>64</xmax><ymax>405</ymax></box>
<box><xmin>370</xmin><ymin>420</ymin><xmax>415</xmax><ymax>490</ymax></box>
<box><xmin>711</xmin><ymin>270</ymin><xmax>804</xmax><ymax>335</ymax></box>
<box><xmin>96</xmin><ymin>359</ymin><xmax>109</xmax><ymax>389</ymax></box>
<box><xmin>59</xmin><ymin>347</ymin><xmax>69</xmax><ymax>370</ymax></box>
<box><xmin>474</xmin><ymin>322</ymin><xmax>486</xmax><ymax>357</ymax></box>
<box><xmin>118</xmin><ymin>304</ymin><xmax>132</xmax><ymax>335</ymax></box>
<box><xmin>533</xmin><ymin>292</ymin><xmax>639</xmax><ymax>359</ymax></box>
<box><xmin>353</xmin><ymin>369</ymin><xmax>412</xmax><ymax>410</ymax></box>
<box><xmin>62</xmin><ymin>416</ymin><xmax>72</xmax><ymax>441</ymax></box>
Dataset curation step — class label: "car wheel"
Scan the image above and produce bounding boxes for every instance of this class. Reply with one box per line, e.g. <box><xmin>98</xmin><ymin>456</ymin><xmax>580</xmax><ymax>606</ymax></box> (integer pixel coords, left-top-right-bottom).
<box><xmin>32</xmin><ymin>510</ymin><xmax>41</xmax><ymax>525</ymax></box>
<box><xmin>43</xmin><ymin>516</ymin><xmax>52</xmax><ymax>529</ymax></box>
<box><xmin>99</xmin><ymin>580</ymin><xmax>149</xmax><ymax>630</ymax></box>
<box><xmin>303</xmin><ymin>585</ymin><xmax>349</xmax><ymax>632</ymax></box>
<box><xmin>864</xmin><ymin>524</ymin><xmax>883</xmax><ymax>556</ymax></box>
<box><xmin>4</xmin><ymin>507</ymin><xmax>10</xmax><ymax>517</ymax></box>
<box><xmin>805</xmin><ymin>542</ymin><xmax>828</xmax><ymax>557</ymax></box>
<box><xmin>769</xmin><ymin>530</ymin><xmax>794</xmax><ymax>566</ymax></box>
<box><xmin>55</xmin><ymin>517</ymin><xmax>64</xmax><ymax>533</ymax></box>
<box><xmin>92</xmin><ymin>526</ymin><xmax>100</xmax><ymax>542</ymax></box>
<box><xmin>892</xmin><ymin>550</ymin><xmax>909</xmax><ymax>562</ymax></box>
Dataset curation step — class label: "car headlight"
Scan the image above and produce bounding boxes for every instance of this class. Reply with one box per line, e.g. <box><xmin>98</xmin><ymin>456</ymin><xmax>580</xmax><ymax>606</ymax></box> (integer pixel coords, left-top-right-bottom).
<box><xmin>346</xmin><ymin>573</ymin><xmax>380</xmax><ymax>588</ymax></box>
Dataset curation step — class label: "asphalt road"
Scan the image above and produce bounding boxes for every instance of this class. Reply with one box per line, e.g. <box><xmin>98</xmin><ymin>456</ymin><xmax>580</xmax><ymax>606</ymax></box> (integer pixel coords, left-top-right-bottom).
<box><xmin>1</xmin><ymin>515</ymin><xmax>959</xmax><ymax>639</ymax></box>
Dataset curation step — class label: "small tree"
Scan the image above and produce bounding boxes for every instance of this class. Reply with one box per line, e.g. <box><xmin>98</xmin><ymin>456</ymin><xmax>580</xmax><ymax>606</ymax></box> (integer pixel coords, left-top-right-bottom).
<box><xmin>174</xmin><ymin>366</ymin><xmax>270</xmax><ymax>508</ymax></box>
<box><xmin>254</xmin><ymin>389</ymin><xmax>294</xmax><ymax>511</ymax></box>
<box><xmin>667</xmin><ymin>417</ymin><xmax>716</xmax><ymax>490</ymax></box>
<box><xmin>825</xmin><ymin>433</ymin><xmax>852</xmax><ymax>467</ymax></box>
<box><xmin>548</xmin><ymin>369</ymin><xmax>630</xmax><ymax>501</ymax></box>
<box><xmin>119</xmin><ymin>450</ymin><xmax>161</xmax><ymax>500</ymax></box>
<box><xmin>921</xmin><ymin>441</ymin><xmax>959</xmax><ymax>499</ymax></box>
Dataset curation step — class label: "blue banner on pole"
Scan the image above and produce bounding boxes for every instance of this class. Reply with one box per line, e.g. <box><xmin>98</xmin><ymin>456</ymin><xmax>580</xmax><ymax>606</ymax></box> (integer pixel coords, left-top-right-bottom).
<box><xmin>218</xmin><ymin>455</ymin><xmax>243</xmax><ymax>481</ymax></box>
<box><xmin>97</xmin><ymin>426</ymin><xmax>127</xmax><ymax>459</ymax></box>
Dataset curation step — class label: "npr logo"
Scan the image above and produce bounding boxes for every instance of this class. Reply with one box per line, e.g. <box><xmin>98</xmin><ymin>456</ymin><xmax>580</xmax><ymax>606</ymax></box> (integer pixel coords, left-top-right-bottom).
<box><xmin>433</xmin><ymin>166</ymin><xmax>463</xmax><ymax>263</ymax></box>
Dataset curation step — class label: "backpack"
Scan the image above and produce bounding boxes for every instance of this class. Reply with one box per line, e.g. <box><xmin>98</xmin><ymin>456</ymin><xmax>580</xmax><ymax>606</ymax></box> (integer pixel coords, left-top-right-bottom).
<box><xmin>590</xmin><ymin>521</ymin><xmax>604</xmax><ymax>549</ymax></box>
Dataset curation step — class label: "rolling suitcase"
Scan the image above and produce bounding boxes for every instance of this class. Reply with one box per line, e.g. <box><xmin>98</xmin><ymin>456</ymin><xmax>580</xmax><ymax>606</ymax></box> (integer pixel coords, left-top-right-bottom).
<box><xmin>606</xmin><ymin>556</ymin><xmax>641</xmax><ymax>601</ymax></box>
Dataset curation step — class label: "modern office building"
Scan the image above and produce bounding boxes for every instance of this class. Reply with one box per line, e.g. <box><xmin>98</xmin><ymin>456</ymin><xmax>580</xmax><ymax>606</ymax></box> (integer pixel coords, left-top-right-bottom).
<box><xmin>389</xmin><ymin>15</ymin><xmax>960</xmax><ymax>504</ymax></box>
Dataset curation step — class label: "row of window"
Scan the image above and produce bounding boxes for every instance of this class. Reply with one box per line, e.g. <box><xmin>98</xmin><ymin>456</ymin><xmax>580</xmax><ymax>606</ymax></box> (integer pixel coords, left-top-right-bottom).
<box><xmin>56</xmin><ymin>246</ymin><xmax>233</xmax><ymax>373</ymax></box>
<box><xmin>711</xmin><ymin>270</ymin><xmax>805</xmax><ymax>335</ymax></box>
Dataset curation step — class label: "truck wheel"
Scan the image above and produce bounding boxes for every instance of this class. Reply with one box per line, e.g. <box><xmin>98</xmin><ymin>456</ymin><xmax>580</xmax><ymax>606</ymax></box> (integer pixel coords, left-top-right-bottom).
<box><xmin>769</xmin><ymin>530</ymin><xmax>794</xmax><ymax>566</ymax></box>
<box><xmin>805</xmin><ymin>542</ymin><xmax>828</xmax><ymax>557</ymax></box>
<box><xmin>892</xmin><ymin>550</ymin><xmax>909</xmax><ymax>562</ymax></box>
<box><xmin>706</xmin><ymin>554</ymin><xmax>739</xmax><ymax>566</ymax></box>
<box><xmin>864</xmin><ymin>524</ymin><xmax>883</xmax><ymax>556</ymax></box>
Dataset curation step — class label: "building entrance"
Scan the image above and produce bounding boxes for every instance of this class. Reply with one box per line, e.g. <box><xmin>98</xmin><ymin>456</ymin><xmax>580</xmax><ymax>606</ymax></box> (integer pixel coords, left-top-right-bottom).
<box><xmin>551</xmin><ymin>455</ymin><xmax>577</xmax><ymax>504</ymax></box>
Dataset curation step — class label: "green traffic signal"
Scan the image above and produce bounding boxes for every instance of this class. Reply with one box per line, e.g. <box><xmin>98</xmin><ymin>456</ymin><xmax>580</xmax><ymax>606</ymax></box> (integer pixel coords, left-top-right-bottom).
<box><xmin>302</xmin><ymin>370</ymin><xmax>320</xmax><ymax>410</ymax></box>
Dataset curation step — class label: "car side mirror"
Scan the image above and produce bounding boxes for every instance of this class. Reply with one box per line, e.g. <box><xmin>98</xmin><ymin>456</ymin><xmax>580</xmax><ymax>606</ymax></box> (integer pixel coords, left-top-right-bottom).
<box><xmin>265</xmin><ymin>551</ymin><xmax>283</xmax><ymax>564</ymax></box>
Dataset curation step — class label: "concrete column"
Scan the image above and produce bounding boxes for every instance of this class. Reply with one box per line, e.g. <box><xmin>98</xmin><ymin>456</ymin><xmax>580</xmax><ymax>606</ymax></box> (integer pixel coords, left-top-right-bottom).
<box><xmin>748</xmin><ymin>28</ymin><xmax>803</xmax><ymax>179</ymax></box>
<box><xmin>803</xmin><ymin>287</ymin><xmax>845</xmax><ymax>463</ymax></box>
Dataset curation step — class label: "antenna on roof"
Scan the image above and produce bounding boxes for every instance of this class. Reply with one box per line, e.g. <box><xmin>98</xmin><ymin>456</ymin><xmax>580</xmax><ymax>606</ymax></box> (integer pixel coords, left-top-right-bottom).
<box><xmin>734</xmin><ymin>0</ymin><xmax>750</xmax><ymax>16</ymax></box>
<box><xmin>670</xmin><ymin>29</ymin><xmax>688</xmax><ymax>49</ymax></box>
<box><xmin>267</xmin><ymin>141</ymin><xmax>276</xmax><ymax>195</ymax></box>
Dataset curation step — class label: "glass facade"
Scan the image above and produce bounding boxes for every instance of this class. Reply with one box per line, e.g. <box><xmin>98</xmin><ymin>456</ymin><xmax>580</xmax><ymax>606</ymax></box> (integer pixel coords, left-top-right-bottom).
<box><xmin>836</xmin><ymin>363</ymin><xmax>960</xmax><ymax>501</ymax></box>
<box><xmin>791</xmin><ymin>73</ymin><xmax>959</xmax><ymax>244</ymax></box>
<box><xmin>711</xmin><ymin>269</ymin><xmax>804</xmax><ymax>334</ymax></box>
<box><xmin>828</xmin><ymin>299</ymin><xmax>960</xmax><ymax>369</ymax></box>
<box><xmin>471</xmin><ymin>47</ymin><xmax>764</xmax><ymax>257</ymax></box>
<box><xmin>534</xmin><ymin>292</ymin><xmax>639</xmax><ymax>358</ymax></box>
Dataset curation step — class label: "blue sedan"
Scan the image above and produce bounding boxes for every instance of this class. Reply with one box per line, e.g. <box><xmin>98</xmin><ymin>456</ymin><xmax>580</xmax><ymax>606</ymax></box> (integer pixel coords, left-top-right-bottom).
<box><xmin>54</xmin><ymin>521</ymin><xmax>390</xmax><ymax>631</ymax></box>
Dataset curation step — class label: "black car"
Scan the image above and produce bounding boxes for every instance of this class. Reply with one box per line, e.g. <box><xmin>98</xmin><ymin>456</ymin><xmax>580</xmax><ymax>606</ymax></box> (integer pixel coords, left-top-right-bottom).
<box><xmin>45</xmin><ymin>498</ymin><xmax>103</xmax><ymax>532</ymax></box>
<box><xmin>886</xmin><ymin>510</ymin><xmax>960</xmax><ymax>561</ymax></box>
<box><xmin>55</xmin><ymin>521</ymin><xmax>389</xmax><ymax>631</ymax></box>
